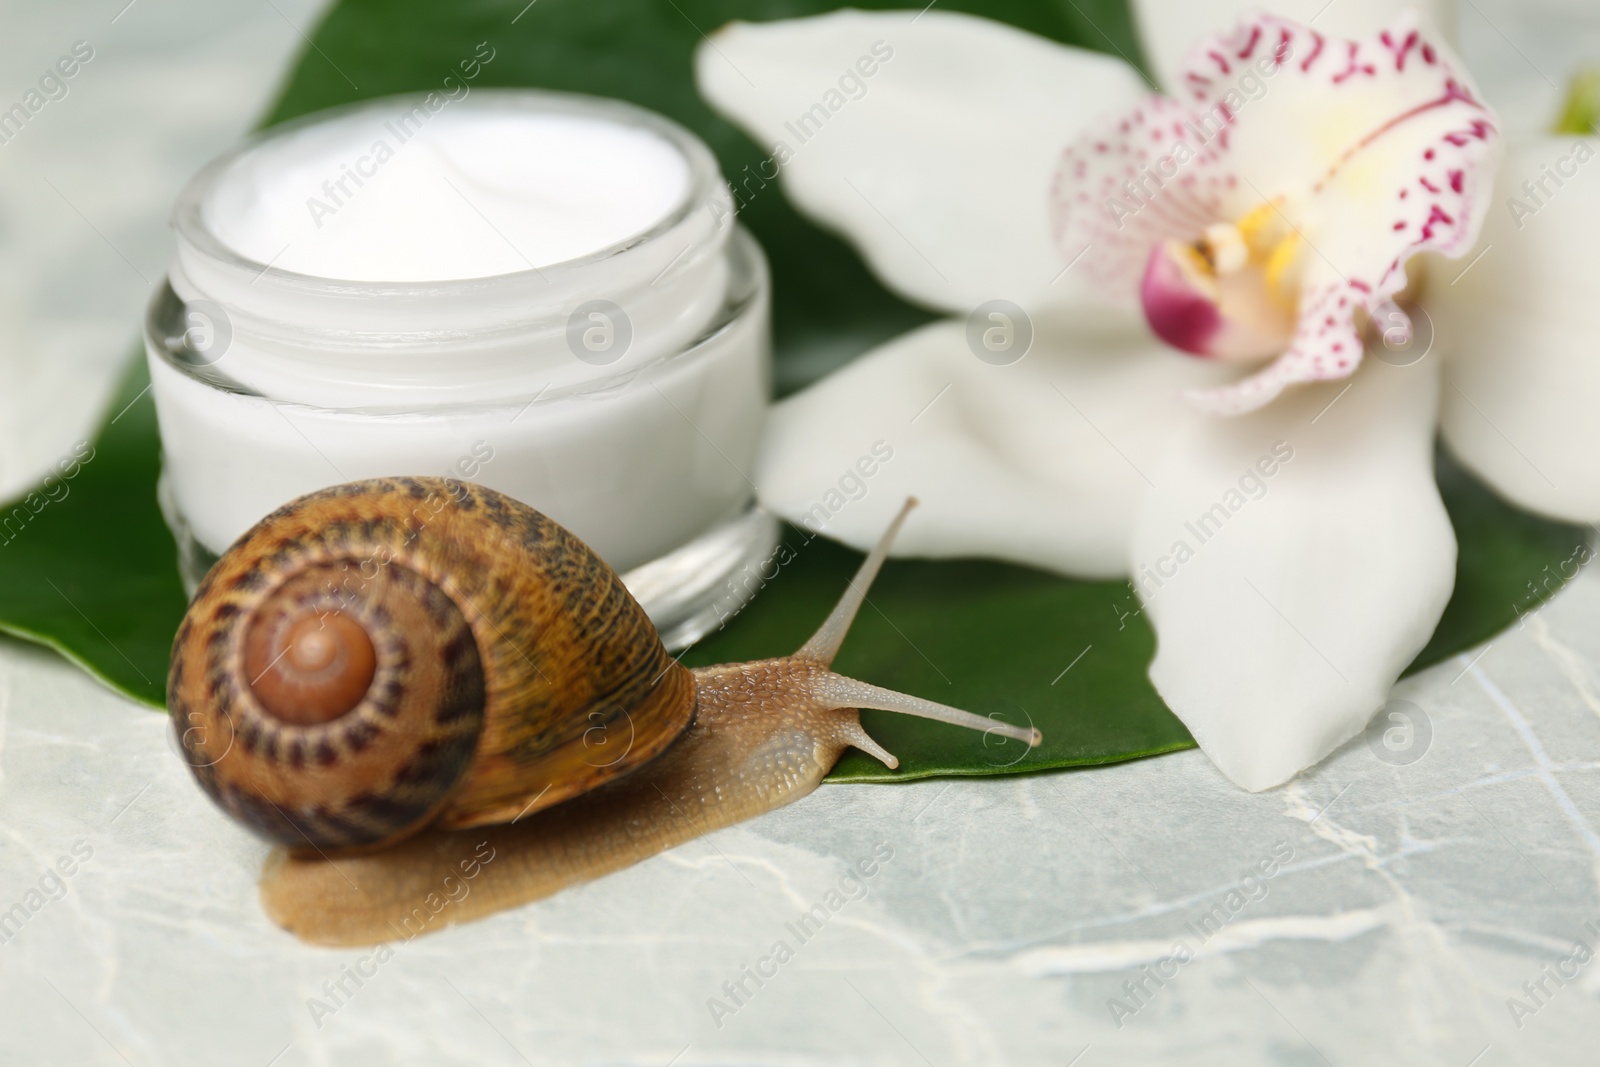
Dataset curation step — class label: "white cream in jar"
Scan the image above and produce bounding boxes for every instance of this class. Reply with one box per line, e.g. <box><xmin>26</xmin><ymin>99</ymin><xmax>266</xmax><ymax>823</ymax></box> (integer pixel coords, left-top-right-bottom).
<box><xmin>146</xmin><ymin>91</ymin><xmax>773</xmax><ymax>646</ymax></box>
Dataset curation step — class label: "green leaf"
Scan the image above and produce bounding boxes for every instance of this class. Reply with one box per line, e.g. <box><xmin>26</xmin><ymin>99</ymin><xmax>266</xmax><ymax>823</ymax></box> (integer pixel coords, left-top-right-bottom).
<box><xmin>0</xmin><ymin>357</ymin><xmax>186</xmax><ymax>706</ymax></box>
<box><xmin>1411</xmin><ymin>448</ymin><xmax>1588</xmax><ymax>672</ymax></box>
<box><xmin>0</xmin><ymin>0</ymin><xmax>1586</xmax><ymax>791</ymax></box>
<box><xmin>680</xmin><ymin>532</ymin><xmax>1187</xmax><ymax>781</ymax></box>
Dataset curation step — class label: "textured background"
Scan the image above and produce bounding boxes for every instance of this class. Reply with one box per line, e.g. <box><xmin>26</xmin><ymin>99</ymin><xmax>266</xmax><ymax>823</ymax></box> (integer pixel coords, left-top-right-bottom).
<box><xmin>1</xmin><ymin>0</ymin><xmax>1599</xmax><ymax>1064</ymax></box>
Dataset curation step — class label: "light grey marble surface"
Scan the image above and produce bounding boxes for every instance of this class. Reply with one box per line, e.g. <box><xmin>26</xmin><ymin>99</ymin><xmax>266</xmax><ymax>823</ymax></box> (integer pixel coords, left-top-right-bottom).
<box><xmin>4</xmin><ymin>566</ymin><xmax>1600</xmax><ymax>1066</ymax></box>
<box><xmin>2</xmin><ymin>1</ymin><xmax>1599</xmax><ymax>1065</ymax></box>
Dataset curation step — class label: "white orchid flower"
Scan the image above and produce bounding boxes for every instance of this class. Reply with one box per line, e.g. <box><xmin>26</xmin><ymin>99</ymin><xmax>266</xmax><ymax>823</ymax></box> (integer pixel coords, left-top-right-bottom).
<box><xmin>696</xmin><ymin>3</ymin><xmax>1600</xmax><ymax>791</ymax></box>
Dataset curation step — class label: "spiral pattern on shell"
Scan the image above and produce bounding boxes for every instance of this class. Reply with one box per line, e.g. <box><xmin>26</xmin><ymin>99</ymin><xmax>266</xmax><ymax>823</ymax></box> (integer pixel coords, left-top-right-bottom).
<box><xmin>170</xmin><ymin>477</ymin><xmax>697</xmax><ymax>851</ymax></box>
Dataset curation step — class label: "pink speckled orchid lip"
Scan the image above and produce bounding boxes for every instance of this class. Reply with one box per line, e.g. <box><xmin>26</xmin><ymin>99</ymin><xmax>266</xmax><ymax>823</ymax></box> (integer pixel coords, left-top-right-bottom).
<box><xmin>1051</xmin><ymin>12</ymin><xmax>1499</xmax><ymax>413</ymax></box>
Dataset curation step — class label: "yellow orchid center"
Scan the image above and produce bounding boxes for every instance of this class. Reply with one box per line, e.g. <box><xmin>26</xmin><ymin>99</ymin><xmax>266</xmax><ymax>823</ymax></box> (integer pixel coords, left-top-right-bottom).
<box><xmin>1140</xmin><ymin>202</ymin><xmax>1307</xmax><ymax>361</ymax></box>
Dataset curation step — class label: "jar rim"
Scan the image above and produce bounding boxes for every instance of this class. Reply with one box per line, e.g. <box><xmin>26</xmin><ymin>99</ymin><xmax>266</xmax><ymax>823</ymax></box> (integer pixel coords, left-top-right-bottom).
<box><xmin>147</xmin><ymin>226</ymin><xmax>769</xmax><ymax>413</ymax></box>
<box><xmin>170</xmin><ymin>88</ymin><xmax>727</xmax><ymax>295</ymax></box>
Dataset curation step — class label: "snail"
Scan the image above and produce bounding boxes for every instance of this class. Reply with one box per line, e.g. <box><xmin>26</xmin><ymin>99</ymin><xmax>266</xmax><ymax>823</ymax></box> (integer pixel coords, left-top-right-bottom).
<box><xmin>170</xmin><ymin>477</ymin><xmax>1039</xmax><ymax>945</ymax></box>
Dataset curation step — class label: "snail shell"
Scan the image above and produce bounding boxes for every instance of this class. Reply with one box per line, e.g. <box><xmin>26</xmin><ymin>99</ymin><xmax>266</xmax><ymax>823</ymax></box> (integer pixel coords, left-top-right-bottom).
<box><xmin>170</xmin><ymin>477</ymin><xmax>695</xmax><ymax>850</ymax></box>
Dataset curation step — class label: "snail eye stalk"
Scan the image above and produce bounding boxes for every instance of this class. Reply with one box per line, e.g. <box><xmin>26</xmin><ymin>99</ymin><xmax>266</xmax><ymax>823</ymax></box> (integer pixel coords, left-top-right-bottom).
<box><xmin>792</xmin><ymin>496</ymin><xmax>1042</xmax><ymax>760</ymax></box>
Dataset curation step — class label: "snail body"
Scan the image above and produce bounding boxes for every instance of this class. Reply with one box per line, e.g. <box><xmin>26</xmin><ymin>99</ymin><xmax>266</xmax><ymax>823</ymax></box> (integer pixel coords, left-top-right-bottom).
<box><xmin>171</xmin><ymin>477</ymin><xmax>1038</xmax><ymax>945</ymax></box>
<box><xmin>262</xmin><ymin>658</ymin><xmax>886</xmax><ymax>945</ymax></box>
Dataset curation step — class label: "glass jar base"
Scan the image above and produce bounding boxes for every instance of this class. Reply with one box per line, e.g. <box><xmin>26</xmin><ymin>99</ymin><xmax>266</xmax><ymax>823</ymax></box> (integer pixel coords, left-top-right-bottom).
<box><xmin>620</xmin><ymin>502</ymin><xmax>781</xmax><ymax>650</ymax></box>
<box><xmin>159</xmin><ymin>470</ymin><xmax>780</xmax><ymax>653</ymax></box>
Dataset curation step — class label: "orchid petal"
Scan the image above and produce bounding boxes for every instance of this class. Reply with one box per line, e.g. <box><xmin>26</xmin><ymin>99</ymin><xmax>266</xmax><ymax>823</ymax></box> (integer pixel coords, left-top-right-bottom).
<box><xmin>1131</xmin><ymin>354</ymin><xmax>1455</xmax><ymax>791</ymax></box>
<box><xmin>755</xmin><ymin>315</ymin><xmax>1230</xmax><ymax>578</ymax></box>
<box><xmin>1053</xmin><ymin>13</ymin><xmax>1498</xmax><ymax>413</ymax></box>
<box><xmin>696</xmin><ymin>11</ymin><xmax>1147</xmax><ymax>315</ymax></box>
<box><xmin>1437</xmin><ymin>135</ymin><xmax>1600</xmax><ymax>522</ymax></box>
<box><xmin>1131</xmin><ymin>0</ymin><xmax>1457</xmax><ymax>94</ymax></box>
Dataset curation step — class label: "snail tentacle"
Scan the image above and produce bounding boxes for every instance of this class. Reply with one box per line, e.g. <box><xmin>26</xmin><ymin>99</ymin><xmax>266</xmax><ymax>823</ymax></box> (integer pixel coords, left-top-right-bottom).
<box><xmin>793</xmin><ymin>495</ymin><xmax>919</xmax><ymax>666</ymax></box>
<box><xmin>803</xmin><ymin>671</ymin><xmax>1043</xmax><ymax>749</ymax></box>
<box><xmin>790</xmin><ymin>494</ymin><xmax>1041</xmax><ymax>757</ymax></box>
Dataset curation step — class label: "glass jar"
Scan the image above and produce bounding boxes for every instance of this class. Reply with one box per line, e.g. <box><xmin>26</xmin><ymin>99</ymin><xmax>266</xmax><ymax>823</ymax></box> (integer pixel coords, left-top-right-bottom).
<box><xmin>145</xmin><ymin>90</ymin><xmax>775</xmax><ymax>648</ymax></box>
